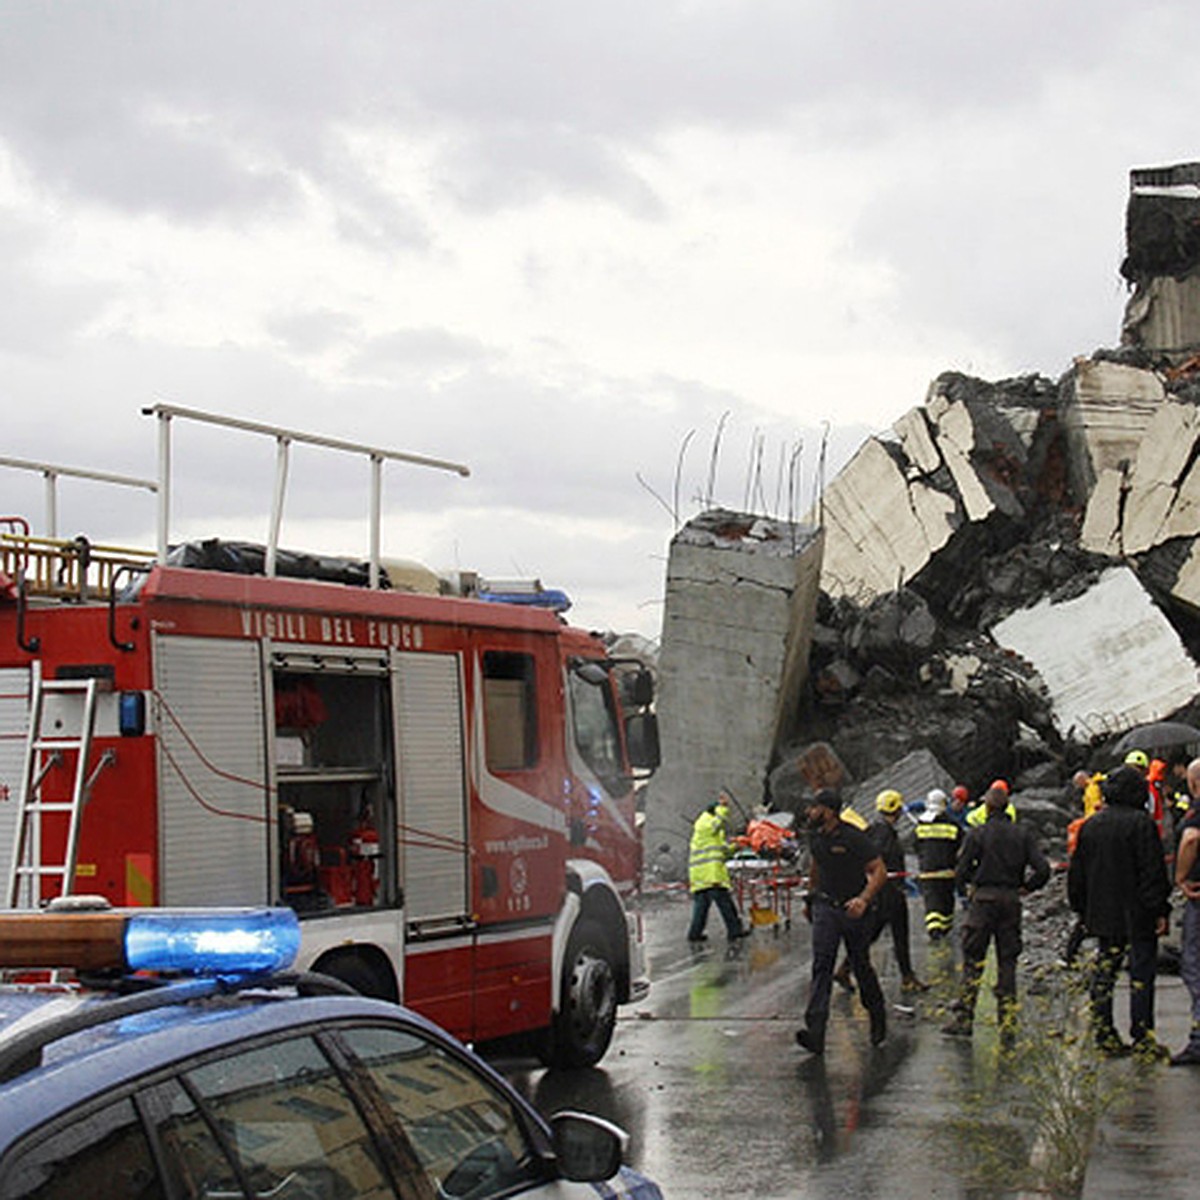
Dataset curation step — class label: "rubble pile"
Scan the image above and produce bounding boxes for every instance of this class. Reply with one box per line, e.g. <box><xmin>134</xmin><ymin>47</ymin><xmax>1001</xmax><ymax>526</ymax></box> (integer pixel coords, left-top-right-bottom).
<box><xmin>774</xmin><ymin>350</ymin><xmax>1200</xmax><ymax>841</ymax></box>
<box><xmin>645</xmin><ymin>164</ymin><xmax>1200</xmax><ymax>896</ymax></box>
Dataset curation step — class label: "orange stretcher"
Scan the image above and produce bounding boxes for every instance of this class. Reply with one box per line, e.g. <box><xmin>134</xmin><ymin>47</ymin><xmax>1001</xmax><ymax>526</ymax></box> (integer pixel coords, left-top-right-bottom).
<box><xmin>728</xmin><ymin>857</ymin><xmax>804</xmax><ymax>929</ymax></box>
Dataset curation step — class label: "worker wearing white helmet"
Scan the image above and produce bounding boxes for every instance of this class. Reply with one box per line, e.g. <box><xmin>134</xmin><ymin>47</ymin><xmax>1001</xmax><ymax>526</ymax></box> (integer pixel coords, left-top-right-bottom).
<box><xmin>915</xmin><ymin>788</ymin><xmax>962</xmax><ymax>941</ymax></box>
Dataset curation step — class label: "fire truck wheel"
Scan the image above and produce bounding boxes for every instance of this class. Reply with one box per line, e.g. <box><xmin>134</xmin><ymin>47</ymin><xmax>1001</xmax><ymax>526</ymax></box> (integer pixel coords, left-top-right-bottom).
<box><xmin>548</xmin><ymin>918</ymin><xmax>618</xmax><ymax>1069</ymax></box>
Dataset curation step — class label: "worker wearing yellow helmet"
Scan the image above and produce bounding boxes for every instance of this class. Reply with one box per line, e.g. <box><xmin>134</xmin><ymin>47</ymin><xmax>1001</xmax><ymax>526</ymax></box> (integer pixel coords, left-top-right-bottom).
<box><xmin>876</xmin><ymin>789</ymin><xmax>903</xmax><ymax>816</ymax></box>
<box><xmin>836</xmin><ymin>788</ymin><xmax>927</xmax><ymax>994</ymax></box>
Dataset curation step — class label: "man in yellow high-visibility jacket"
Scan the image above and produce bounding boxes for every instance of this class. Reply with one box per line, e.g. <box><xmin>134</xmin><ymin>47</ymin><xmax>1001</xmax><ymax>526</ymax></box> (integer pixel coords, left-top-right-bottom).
<box><xmin>966</xmin><ymin>778</ymin><xmax>1017</xmax><ymax>826</ymax></box>
<box><xmin>686</xmin><ymin>792</ymin><xmax>748</xmax><ymax>943</ymax></box>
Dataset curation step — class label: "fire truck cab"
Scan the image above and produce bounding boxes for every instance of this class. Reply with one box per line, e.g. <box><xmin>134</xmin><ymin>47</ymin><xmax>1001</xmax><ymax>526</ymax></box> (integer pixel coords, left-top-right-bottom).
<box><xmin>0</xmin><ymin>411</ymin><xmax>659</xmax><ymax>1069</ymax></box>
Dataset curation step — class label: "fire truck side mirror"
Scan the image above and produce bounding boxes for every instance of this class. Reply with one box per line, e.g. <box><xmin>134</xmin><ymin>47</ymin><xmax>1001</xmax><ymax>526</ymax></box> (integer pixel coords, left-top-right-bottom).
<box><xmin>624</xmin><ymin>712</ymin><xmax>661</xmax><ymax>773</ymax></box>
<box><xmin>618</xmin><ymin>667</ymin><xmax>654</xmax><ymax>709</ymax></box>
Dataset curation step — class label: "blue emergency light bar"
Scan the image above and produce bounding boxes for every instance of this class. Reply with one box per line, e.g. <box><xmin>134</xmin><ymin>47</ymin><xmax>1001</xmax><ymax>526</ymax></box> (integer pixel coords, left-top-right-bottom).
<box><xmin>477</xmin><ymin>587</ymin><xmax>572</xmax><ymax>613</ymax></box>
<box><xmin>0</xmin><ymin>906</ymin><xmax>301</xmax><ymax>978</ymax></box>
<box><xmin>123</xmin><ymin>908</ymin><xmax>301</xmax><ymax>976</ymax></box>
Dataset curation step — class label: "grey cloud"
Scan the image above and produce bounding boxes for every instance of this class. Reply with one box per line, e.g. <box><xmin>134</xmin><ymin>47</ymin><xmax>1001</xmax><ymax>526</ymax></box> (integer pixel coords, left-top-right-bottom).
<box><xmin>851</xmin><ymin>145</ymin><xmax>1137</xmax><ymax>373</ymax></box>
<box><xmin>442</xmin><ymin>125</ymin><xmax>665</xmax><ymax>218</ymax></box>
<box><xmin>267</xmin><ymin>309</ymin><xmax>362</xmax><ymax>355</ymax></box>
<box><xmin>347</xmin><ymin>328</ymin><xmax>497</xmax><ymax>375</ymax></box>
<box><xmin>0</xmin><ymin>1</ymin><xmax>1161</xmax><ymax>229</ymax></box>
<box><xmin>0</xmin><ymin>225</ymin><xmax>112</xmax><ymax>356</ymax></box>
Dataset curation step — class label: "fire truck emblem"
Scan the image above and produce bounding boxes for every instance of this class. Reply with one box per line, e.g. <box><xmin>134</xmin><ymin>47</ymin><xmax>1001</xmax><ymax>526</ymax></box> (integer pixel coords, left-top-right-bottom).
<box><xmin>510</xmin><ymin>856</ymin><xmax>528</xmax><ymax>896</ymax></box>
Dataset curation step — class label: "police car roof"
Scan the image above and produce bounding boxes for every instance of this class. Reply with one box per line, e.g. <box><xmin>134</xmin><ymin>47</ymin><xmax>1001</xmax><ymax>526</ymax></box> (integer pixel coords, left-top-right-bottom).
<box><xmin>0</xmin><ymin>987</ymin><xmax>489</xmax><ymax>1148</ymax></box>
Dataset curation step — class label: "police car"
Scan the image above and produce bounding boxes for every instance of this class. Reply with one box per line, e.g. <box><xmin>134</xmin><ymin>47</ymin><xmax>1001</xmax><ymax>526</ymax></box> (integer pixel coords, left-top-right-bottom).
<box><xmin>0</xmin><ymin>902</ymin><xmax>663</xmax><ymax>1200</ymax></box>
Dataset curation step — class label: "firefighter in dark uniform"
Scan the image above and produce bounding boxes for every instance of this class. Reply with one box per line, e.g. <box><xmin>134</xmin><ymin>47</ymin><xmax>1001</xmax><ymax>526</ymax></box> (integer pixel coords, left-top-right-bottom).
<box><xmin>943</xmin><ymin>782</ymin><xmax>1049</xmax><ymax>1041</ymax></box>
<box><xmin>915</xmin><ymin>788</ymin><xmax>962</xmax><ymax>941</ymax></box>
<box><xmin>795</xmin><ymin>788</ymin><xmax>889</xmax><ymax>1055</ymax></box>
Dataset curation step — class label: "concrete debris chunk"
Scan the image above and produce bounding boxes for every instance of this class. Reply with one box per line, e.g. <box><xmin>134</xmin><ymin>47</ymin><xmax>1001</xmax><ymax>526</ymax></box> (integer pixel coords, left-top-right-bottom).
<box><xmin>1081</xmin><ymin>400</ymin><xmax>1200</xmax><ymax>557</ymax></box>
<box><xmin>819</xmin><ymin>436</ymin><xmax>957</xmax><ymax>599</ymax></box>
<box><xmin>991</xmin><ymin>567</ymin><xmax>1200</xmax><ymax>741</ymax></box>
<box><xmin>644</xmin><ymin>509</ymin><xmax>823</xmax><ymax>873</ymax></box>
<box><xmin>843</xmin><ymin>748</ymin><xmax>956</xmax><ymax>826</ymax></box>
<box><xmin>1060</xmin><ymin>358</ymin><xmax>1165</xmax><ymax>500</ymax></box>
<box><xmin>819</xmin><ymin>374</ymin><xmax>1051</xmax><ymax>602</ymax></box>
<box><xmin>767</xmin><ymin>742</ymin><xmax>850</xmax><ymax>812</ymax></box>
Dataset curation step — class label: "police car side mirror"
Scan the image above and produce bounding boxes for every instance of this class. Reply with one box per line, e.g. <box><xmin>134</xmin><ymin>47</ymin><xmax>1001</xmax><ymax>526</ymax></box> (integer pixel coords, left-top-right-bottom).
<box><xmin>549</xmin><ymin>1111</ymin><xmax>627</xmax><ymax>1182</ymax></box>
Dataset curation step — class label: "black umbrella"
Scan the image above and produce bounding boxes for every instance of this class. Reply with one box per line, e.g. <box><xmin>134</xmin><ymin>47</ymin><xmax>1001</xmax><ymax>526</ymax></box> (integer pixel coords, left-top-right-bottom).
<box><xmin>1113</xmin><ymin>721</ymin><xmax>1200</xmax><ymax>754</ymax></box>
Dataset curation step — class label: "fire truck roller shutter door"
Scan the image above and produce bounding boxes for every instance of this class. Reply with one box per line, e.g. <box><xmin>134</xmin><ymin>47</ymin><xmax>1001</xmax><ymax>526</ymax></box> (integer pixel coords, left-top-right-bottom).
<box><xmin>153</xmin><ymin>636</ymin><xmax>268</xmax><ymax>906</ymax></box>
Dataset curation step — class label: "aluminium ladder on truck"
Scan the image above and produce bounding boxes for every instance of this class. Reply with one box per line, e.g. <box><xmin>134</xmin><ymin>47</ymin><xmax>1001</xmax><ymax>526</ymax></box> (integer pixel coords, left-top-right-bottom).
<box><xmin>6</xmin><ymin>674</ymin><xmax>103</xmax><ymax>909</ymax></box>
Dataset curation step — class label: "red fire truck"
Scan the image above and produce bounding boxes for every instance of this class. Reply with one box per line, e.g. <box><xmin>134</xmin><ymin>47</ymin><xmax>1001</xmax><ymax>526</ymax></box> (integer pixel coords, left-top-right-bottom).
<box><xmin>0</xmin><ymin>408</ymin><xmax>659</xmax><ymax>1067</ymax></box>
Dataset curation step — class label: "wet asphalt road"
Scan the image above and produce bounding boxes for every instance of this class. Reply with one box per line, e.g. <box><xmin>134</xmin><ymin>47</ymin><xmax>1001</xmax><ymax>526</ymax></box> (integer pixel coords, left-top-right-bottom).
<box><xmin>493</xmin><ymin>888</ymin><xmax>1200</xmax><ymax>1199</ymax></box>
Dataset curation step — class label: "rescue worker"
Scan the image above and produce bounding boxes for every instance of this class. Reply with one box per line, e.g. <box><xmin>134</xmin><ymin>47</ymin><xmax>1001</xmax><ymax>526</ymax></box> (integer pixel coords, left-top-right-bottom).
<box><xmin>1080</xmin><ymin>769</ymin><xmax>1106</xmax><ymax>818</ymax></box>
<box><xmin>966</xmin><ymin>778</ymin><xmax>1017</xmax><ymax>826</ymax></box>
<box><xmin>833</xmin><ymin>789</ymin><xmax>927</xmax><ymax>993</ymax></box>
<box><xmin>942</xmin><ymin>783</ymin><xmax>1049</xmax><ymax>1042</ymax></box>
<box><xmin>1147</xmin><ymin>756</ymin><xmax>1179</xmax><ymax>847</ymax></box>
<box><xmin>1168</xmin><ymin>758</ymin><xmax>1192</xmax><ymax>824</ymax></box>
<box><xmin>1061</xmin><ymin>770</ymin><xmax>1102</xmax><ymax>967</ymax></box>
<box><xmin>915</xmin><ymin>788</ymin><xmax>961</xmax><ymax>941</ymax></box>
<box><xmin>1171</xmin><ymin>758</ymin><xmax>1200</xmax><ymax>1066</ymax></box>
<box><xmin>795</xmin><ymin>788</ymin><xmax>889</xmax><ymax>1055</ymax></box>
<box><xmin>839</xmin><ymin>795</ymin><xmax>868</xmax><ymax>830</ymax></box>
<box><xmin>948</xmin><ymin>785</ymin><xmax>971</xmax><ymax>830</ymax></box>
<box><xmin>1124</xmin><ymin>748</ymin><xmax>1150</xmax><ymax>775</ymax></box>
<box><xmin>1121</xmin><ymin>749</ymin><xmax>1168</xmax><ymax>838</ymax></box>
<box><xmin>686</xmin><ymin>792</ymin><xmax>749</xmax><ymax>944</ymax></box>
<box><xmin>1068</xmin><ymin>764</ymin><xmax>1172</xmax><ymax>1060</ymax></box>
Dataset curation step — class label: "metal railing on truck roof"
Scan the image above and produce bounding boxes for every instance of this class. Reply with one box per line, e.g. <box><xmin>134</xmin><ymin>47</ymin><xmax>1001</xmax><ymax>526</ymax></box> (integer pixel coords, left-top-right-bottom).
<box><xmin>0</xmin><ymin>524</ymin><xmax>155</xmax><ymax>601</ymax></box>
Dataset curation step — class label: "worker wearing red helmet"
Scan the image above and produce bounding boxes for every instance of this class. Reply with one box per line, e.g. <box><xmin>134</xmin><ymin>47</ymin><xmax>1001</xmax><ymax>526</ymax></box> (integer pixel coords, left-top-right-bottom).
<box><xmin>948</xmin><ymin>785</ymin><xmax>972</xmax><ymax>830</ymax></box>
<box><xmin>967</xmin><ymin>779</ymin><xmax>1017</xmax><ymax>826</ymax></box>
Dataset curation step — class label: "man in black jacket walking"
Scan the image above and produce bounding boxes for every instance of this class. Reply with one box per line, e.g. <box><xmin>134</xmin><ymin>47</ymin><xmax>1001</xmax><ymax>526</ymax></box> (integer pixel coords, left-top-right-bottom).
<box><xmin>1068</xmin><ymin>764</ymin><xmax>1172</xmax><ymax>1059</ymax></box>
<box><xmin>943</xmin><ymin>783</ymin><xmax>1049</xmax><ymax>1040</ymax></box>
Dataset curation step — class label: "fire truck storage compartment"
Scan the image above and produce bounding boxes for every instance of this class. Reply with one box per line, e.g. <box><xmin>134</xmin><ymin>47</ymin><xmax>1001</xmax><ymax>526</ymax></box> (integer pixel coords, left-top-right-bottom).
<box><xmin>272</xmin><ymin>649</ymin><xmax>391</xmax><ymax>915</ymax></box>
<box><xmin>153</xmin><ymin>636</ymin><xmax>269</xmax><ymax>907</ymax></box>
<box><xmin>0</xmin><ymin>668</ymin><xmax>32</xmax><ymax>890</ymax></box>
<box><xmin>390</xmin><ymin>650</ymin><xmax>468</xmax><ymax>929</ymax></box>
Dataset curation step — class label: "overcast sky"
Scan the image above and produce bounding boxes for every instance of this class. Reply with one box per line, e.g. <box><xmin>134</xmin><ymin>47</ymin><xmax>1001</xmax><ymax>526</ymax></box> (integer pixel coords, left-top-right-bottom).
<box><xmin>1</xmin><ymin>2</ymin><xmax>1196</xmax><ymax>638</ymax></box>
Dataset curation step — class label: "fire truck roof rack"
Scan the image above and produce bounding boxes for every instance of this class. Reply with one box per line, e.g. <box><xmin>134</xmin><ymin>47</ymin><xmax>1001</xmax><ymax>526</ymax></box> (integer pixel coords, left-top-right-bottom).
<box><xmin>0</xmin><ymin>457</ymin><xmax>158</xmax><ymax>539</ymax></box>
<box><xmin>142</xmin><ymin>405</ymin><xmax>471</xmax><ymax>591</ymax></box>
<box><xmin>0</xmin><ymin>456</ymin><xmax>159</xmax><ymax>603</ymax></box>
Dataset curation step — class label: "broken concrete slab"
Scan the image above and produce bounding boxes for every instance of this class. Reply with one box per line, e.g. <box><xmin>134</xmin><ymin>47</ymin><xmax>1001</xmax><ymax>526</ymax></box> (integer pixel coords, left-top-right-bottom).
<box><xmin>991</xmin><ymin>566</ymin><xmax>1200</xmax><ymax>741</ymax></box>
<box><xmin>819</xmin><ymin>435</ymin><xmax>957</xmax><ymax>599</ymax></box>
<box><xmin>819</xmin><ymin>375</ymin><xmax>1053</xmax><ymax>602</ymax></box>
<box><xmin>1081</xmin><ymin>399</ymin><xmax>1200</xmax><ymax>557</ymax></box>
<box><xmin>1123</xmin><ymin>274</ymin><xmax>1200</xmax><ymax>358</ymax></box>
<box><xmin>643</xmin><ymin>508</ymin><xmax>823</xmax><ymax>877</ymax></box>
<box><xmin>843</xmin><ymin>747</ymin><xmax>957</xmax><ymax>828</ymax></box>
<box><xmin>1079</xmin><ymin>467</ymin><xmax>1125</xmax><ymax>556</ymax></box>
<box><xmin>766</xmin><ymin>741</ymin><xmax>850</xmax><ymax>810</ymax></box>
<box><xmin>1059</xmin><ymin>357</ymin><xmax>1165</xmax><ymax>501</ymax></box>
<box><xmin>926</xmin><ymin>392</ymin><xmax>1023</xmax><ymax>521</ymax></box>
